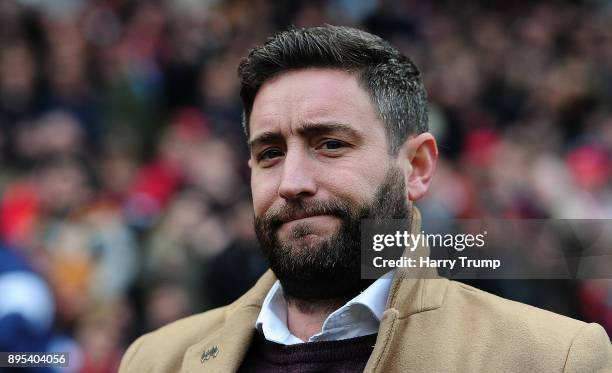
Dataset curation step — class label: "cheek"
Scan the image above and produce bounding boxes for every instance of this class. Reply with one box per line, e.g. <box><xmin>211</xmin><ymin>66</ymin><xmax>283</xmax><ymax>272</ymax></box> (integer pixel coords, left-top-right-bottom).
<box><xmin>317</xmin><ymin>164</ymin><xmax>382</xmax><ymax>203</ymax></box>
<box><xmin>251</xmin><ymin>173</ymin><xmax>278</xmax><ymax>217</ymax></box>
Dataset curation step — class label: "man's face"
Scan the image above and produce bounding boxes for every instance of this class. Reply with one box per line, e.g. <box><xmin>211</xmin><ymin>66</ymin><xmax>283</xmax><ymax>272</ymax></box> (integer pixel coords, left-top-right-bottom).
<box><xmin>249</xmin><ymin>68</ymin><xmax>410</xmax><ymax>301</ymax></box>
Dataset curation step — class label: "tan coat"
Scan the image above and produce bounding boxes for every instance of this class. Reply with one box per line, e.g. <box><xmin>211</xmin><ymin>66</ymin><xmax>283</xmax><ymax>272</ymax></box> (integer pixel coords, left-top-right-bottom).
<box><xmin>119</xmin><ymin>268</ymin><xmax>612</xmax><ymax>372</ymax></box>
<box><xmin>120</xmin><ymin>206</ymin><xmax>612</xmax><ymax>372</ymax></box>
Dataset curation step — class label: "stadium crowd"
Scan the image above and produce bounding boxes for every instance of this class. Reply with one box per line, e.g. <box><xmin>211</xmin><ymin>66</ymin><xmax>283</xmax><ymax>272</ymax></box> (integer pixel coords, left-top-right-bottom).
<box><xmin>0</xmin><ymin>0</ymin><xmax>610</xmax><ymax>372</ymax></box>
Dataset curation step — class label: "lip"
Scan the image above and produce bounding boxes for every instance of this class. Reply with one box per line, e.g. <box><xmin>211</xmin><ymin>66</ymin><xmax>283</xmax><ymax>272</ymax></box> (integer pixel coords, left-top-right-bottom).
<box><xmin>280</xmin><ymin>214</ymin><xmax>331</xmax><ymax>225</ymax></box>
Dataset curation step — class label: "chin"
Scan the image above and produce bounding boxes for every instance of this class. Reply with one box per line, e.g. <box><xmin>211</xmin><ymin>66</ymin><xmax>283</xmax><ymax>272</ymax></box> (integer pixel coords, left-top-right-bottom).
<box><xmin>275</xmin><ymin>232</ymin><xmax>321</xmax><ymax>252</ymax></box>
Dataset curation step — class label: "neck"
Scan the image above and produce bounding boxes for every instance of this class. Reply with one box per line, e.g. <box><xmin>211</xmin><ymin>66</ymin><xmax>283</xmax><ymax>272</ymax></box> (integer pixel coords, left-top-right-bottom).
<box><xmin>286</xmin><ymin>297</ymin><xmax>347</xmax><ymax>342</ymax></box>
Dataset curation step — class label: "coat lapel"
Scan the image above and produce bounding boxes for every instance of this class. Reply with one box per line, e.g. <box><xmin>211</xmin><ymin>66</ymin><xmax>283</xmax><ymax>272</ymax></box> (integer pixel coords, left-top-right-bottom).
<box><xmin>182</xmin><ymin>270</ymin><xmax>277</xmax><ymax>372</ymax></box>
<box><xmin>364</xmin><ymin>206</ymin><xmax>449</xmax><ymax>373</ymax></box>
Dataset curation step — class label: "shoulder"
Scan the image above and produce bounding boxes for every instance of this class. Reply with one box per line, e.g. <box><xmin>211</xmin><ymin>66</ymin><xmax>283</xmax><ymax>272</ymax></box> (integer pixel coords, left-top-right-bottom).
<box><xmin>443</xmin><ymin>280</ymin><xmax>612</xmax><ymax>371</ymax></box>
<box><xmin>118</xmin><ymin>270</ymin><xmax>277</xmax><ymax>372</ymax></box>
<box><xmin>119</xmin><ymin>306</ymin><xmax>229</xmax><ymax>372</ymax></box>
<box><xmin>445</xmin><ymin>280</ymin><xmax>585</xmax><ymax>332</ymax></box>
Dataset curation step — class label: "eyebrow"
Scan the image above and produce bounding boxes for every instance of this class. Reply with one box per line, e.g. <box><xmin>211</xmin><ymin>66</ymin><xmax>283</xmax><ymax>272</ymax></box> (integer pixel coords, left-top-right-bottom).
<box><xmin>248</xmin><ymin>121</ymin><xmax>363</xmax><ymax>152</ymax></box>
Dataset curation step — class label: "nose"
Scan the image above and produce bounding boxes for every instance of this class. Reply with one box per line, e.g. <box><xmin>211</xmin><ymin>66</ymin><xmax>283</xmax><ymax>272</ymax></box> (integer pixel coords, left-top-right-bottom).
<box><xmin>278</xmin><ymin>148</ymin><xmax>317</xmax><ymax>200</ymax></box>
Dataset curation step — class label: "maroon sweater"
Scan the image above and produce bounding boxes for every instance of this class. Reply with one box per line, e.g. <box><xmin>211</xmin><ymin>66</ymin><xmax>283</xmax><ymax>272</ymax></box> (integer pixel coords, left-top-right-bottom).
<box><xmin>237</xmin><ymin>333</ymin><xmax>378</xmax><ymax>373</ymax></box>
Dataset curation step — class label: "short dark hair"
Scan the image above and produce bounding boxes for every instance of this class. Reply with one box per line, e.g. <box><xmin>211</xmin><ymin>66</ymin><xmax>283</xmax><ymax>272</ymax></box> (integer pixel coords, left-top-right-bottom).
<box><xmin>237</xmin><ymin>25</ymin><xmax>428</xmax><ymax>154</ymax></box>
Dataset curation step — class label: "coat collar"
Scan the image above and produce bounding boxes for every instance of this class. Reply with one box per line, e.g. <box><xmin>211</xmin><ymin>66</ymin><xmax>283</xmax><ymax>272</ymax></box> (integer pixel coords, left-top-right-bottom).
<box><xmin>185</xmin><ymin>206</ymin><xmax>448</xmax><ymax>372</ymax></box>
<box><xmin>384</xmin><ymin>206</ymin><xmax>448</xmax><ymax>318</ymax></box>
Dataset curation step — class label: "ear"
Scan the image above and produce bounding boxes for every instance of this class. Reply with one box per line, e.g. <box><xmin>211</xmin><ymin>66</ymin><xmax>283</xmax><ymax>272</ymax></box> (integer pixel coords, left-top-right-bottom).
<box><xmin>248</xmin><ymin>158</ymin><xmax>253</xmax><ymax>169</ymax></box>
<box><xmin>397</xmin><ymin>133</ymin><xmax>438</xmax><ymax>201</ymax></box>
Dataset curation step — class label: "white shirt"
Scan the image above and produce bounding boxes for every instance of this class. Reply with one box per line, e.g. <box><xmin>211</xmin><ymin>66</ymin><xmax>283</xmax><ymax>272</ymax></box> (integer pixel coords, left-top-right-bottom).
<box><xmin>255</xmin><ymin>274</ymin><xmax>393</xmax><ymax>345</ymax></box>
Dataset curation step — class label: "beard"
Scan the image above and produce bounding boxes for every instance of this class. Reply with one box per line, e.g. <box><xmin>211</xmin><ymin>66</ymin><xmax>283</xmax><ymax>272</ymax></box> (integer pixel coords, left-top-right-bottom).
<box><xmin>254</xmin><ymin>166</ymin><xmax>411</xmax><ymax>303</ymax></box>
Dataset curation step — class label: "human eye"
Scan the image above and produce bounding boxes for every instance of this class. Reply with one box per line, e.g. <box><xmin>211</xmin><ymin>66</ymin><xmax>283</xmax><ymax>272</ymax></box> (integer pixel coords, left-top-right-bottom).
<box><xmin>318</xmin><ymin>139</ymin><xmax>349</xmax><ymax>151</ymax></box>
<box><xmin>258</xmin><ymin>148</ymin><xmax>284</xmax><ymax>162</ymax></box>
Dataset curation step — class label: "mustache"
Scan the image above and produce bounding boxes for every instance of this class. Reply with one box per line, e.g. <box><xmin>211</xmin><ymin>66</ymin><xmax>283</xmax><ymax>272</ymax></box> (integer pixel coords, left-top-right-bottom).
<box><xmin>261</xmin><ymin>199</ymin><xmax>354</xmax><ymax>228</ymax></box>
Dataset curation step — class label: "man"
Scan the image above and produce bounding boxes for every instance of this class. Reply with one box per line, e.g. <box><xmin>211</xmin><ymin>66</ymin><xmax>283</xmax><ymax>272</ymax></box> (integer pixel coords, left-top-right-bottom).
<box><xmin>119</xmin><ymin>25</ymin><xmax>612</xmax><ymax>372</ymax></box>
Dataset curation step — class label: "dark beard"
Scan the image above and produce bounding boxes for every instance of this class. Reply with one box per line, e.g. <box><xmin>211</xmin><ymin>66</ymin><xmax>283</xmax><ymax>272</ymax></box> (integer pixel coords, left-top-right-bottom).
<box><xmin>254</xmin><ymin>167</ymin><xmax>410</xmax><ymax>303</ymax></box>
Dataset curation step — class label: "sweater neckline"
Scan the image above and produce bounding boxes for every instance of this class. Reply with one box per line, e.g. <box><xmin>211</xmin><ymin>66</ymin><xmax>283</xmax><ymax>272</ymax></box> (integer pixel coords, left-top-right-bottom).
<box><xmin>252</xmin><ymin>332</ymin><xmax>378</xmax><ymax>364</ymax></box>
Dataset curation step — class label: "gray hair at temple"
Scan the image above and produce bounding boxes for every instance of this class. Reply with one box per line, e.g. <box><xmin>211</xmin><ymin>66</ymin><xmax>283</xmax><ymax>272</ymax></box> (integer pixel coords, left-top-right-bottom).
<box><xmin>237</xmin><ymin>25</ymin><xmax>428</xmax><ymax>155</ymax></box>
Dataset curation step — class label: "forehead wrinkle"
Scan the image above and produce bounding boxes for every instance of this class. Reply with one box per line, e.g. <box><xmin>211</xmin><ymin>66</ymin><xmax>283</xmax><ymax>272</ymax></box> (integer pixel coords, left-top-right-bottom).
<box><xmin>296</xmin><ymin>98</ymin><xmax>379</xmax><ymax>138</ymax></box>
<box><xmin>300</xmin><ymin>93</ymin><xmax>363</xmax><ymax>116</ymax></box>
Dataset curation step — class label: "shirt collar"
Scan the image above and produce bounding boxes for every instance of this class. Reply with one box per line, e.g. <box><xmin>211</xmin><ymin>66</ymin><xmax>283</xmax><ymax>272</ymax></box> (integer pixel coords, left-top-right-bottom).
<box><xmin>342</xmin><ymin>273</ymin><xmax>392</xmax><ymax>321</ymax></box>
<box><xmin>255</xmin><ymin>272</ymin><xmax>393</xmax><ymax>344</ymax></box>
<box><xmin>255</xmin><ymin>281</ymin><xmax>298</xmax><ymax>344</ymax></box>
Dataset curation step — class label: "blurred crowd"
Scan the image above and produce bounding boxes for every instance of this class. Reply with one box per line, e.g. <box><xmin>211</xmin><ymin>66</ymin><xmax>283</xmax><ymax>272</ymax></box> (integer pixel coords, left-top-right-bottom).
<box><xmin>0</xmin><ymin>0</ymin><xmax>610</xmax><ymax>372</ymax></box>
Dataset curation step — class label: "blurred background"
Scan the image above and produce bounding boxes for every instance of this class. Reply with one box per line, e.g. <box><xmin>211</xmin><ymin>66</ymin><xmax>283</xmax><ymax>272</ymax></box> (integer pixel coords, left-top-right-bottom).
<box><xmin>0</xmin><ymin>0</ymin><xmax>610</xmax><ymax>371</ymax></box>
